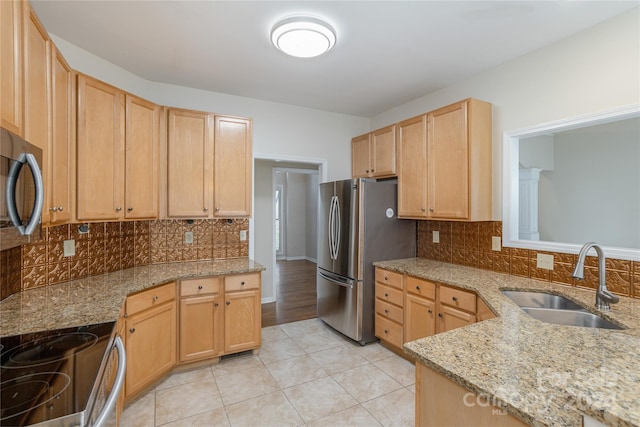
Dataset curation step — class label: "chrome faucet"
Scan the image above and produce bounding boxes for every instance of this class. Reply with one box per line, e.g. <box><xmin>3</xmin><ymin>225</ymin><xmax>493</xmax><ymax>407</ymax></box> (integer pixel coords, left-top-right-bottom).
<box><xmin>572</xmin><ymin>242</ymin><xmax>619</xmax><ymax>311</ymax></box>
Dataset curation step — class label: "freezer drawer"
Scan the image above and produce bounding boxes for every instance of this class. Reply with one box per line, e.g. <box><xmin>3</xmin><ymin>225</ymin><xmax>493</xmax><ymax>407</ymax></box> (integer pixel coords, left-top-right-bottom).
<box><xmin>316</xmin><ymin>270</ymin><xmax>361</xmax><ymax>342</ymax></box>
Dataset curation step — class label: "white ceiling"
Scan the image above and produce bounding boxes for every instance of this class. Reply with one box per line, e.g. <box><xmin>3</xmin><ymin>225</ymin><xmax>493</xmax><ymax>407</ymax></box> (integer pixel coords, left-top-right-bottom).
<box><xmin>31</xmin><ymin>1</ymin><xmax>638</xmax><ymax>117</ymax></box>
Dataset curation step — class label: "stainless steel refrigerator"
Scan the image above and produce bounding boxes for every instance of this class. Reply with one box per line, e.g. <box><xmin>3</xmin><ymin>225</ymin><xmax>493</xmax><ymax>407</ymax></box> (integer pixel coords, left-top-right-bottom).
<box><xmin>317</xmin><ymin>178</ymin><xmax>416</xmax><ymax>344</ymax></box>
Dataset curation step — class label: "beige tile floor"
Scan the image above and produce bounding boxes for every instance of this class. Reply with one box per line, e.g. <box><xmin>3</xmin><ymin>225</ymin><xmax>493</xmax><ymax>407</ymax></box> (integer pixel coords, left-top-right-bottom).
<box><xmin>121</xmin><ymin>318</ymin><xmax>415</xmax><ymax>426</ymax></box>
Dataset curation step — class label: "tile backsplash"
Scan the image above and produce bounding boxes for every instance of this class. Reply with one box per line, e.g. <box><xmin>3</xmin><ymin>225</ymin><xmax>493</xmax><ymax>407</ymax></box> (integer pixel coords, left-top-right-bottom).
<box><xmin>416</xmin><ymin>220</ymin><xmax>639</xmax><ymax>299</ymax></box>
<box><xmin>0</xmin><ymin>219</ymin><xmax>249</xmax><ymax>301</ymax></box>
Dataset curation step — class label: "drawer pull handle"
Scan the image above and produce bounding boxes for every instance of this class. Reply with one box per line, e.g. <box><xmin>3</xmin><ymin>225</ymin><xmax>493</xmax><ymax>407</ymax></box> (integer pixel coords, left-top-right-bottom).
<box><xmin>153</xmin><ymin>296</ymin><xmax>159</xmax><ymax>301</ymax></box>
<box><xmin>129</xmin><ymin>328</ymin><xmax>135</xmax><ymax>333</ymax></box>
<box><xmin>416</xmin><ymin>286</ymin><xmax>421</xmax><ymax>291</ymax></box>
<box><xmin>226</xmin><ymin>301</ymin><xmax>231</xmax><ymax>305</ymax></box>
<box><xmin>452</xmin><ymin>296</ymin><xmax>458</xmax><ymax>302</ymax></box>
<box><xmin>198</xmin><ymin>285</ymin><xmax>203</xmax><ymax>290</ymax></box>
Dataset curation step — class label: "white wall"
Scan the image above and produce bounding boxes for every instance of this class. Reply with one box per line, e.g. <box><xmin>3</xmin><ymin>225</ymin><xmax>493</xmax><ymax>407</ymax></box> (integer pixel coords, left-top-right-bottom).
<box><xmin>253</xmin><ymin>160</ymin><xmax>275</xmax><ymax>301</ymax></box>
<box><xmin>51</xmin><ymin>35</ymin><xmax>370</xmax><ymax>183</ymax></box>
<box><xmin>285</xmin><ymin>173</ymin><xmax>307</xmax><ymax>259</ymax></box>
<box><xmin>305</xmin><ymin>174</ymin><xmax>319</xmax><ymax>262</ymax></box>
<box><xmin>370</xmin><ymin>8</ymin><xmax>640</xmax><ymax>219</ymax></box>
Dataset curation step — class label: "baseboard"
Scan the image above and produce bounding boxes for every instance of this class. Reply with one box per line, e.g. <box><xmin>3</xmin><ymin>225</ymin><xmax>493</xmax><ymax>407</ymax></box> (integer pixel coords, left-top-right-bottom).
<box><xmin>261</xmin><ymin>297</ymin><xmax>276</xmax><ymax>304</ymax></box>
<box><xmin>284</xmin><ymin>256</ymin><xmax>306</xmax><ymax>261</ymax></box>
<box><xmin>304</xmin><ymin>256</ymin><xmax>317</xmax><ymax>264</ymax></box>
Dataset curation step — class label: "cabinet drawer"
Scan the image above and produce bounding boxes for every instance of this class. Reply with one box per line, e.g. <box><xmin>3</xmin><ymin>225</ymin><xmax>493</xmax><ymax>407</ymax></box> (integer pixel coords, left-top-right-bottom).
<box><xmin>375</xmin><ymin>314</ymin><xmax>403</xmax><ymax>348</ymax></box>
<box><xmin>440</xmin><ymin>285</ymin><xmax>476</xmax><ymax>313</ymax></box>
<box><xmin>126</xmin><ymin>282</ymin><xmax>176</xmax><ymax>316</ymax></box>
<box><xmin>225</xmin><ymin>273</ymin><xmax>260</xmax><ymax>292</ymax></box>
<box><xmin>375</xmin><ymin>299</ymin><xmax>404</xmax><ymax>325</ymax></box>
<box><xmin>375</xmin><ymin>268</ymin><xmax>403</xmax><ymax>290</ymax></box>
<box><xmin>180</xmin><ymin>277</ymin><xmax>221</xmax><ymax>297</ymax></box>
<box><xmin>375</xmin><ymin>283</ymin><xmax>403</xmax><ymax>307</ymax></box>
<box><xmin>406</xmin><ymin>276</ymin><xmax>436</xmax><ymax>300</ymax></box>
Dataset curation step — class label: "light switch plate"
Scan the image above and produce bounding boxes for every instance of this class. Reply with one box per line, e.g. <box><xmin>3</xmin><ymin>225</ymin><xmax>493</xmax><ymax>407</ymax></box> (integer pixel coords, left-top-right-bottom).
<box><xmin>63</xmin><ymin>240</ymin><xmax>75</xmax><ymax>257</ymax></box>
<box><xmin>491</xmin><ymin>236</ymin><xmax>501</xmax><ymax>251</ymax></box>
<box><xmin>432</xmin><ymin>231</ymin><xmax>440</xmax><ymax>243</ymax></box>
<box><xmin>184</xmin><ymin>231</ymin><xmax>194</xmax><ymax>244</ymax></box>
<box><xmin>537</xmin><ymin>253</ymin><xmax>554</xmax><ymax>270</ymax></box>
<box><xmin>240</xmin><ymin>230</ymin><xmax>247</xmax><ymax>241</ymax></box>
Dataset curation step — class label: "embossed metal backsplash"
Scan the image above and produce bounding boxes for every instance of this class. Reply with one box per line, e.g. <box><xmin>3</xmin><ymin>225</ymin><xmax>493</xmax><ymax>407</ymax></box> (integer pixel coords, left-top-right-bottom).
<box><xmin>0</xmin><ymin>219</ymin><xmax>249</xmax><ymax>300</ymax></box>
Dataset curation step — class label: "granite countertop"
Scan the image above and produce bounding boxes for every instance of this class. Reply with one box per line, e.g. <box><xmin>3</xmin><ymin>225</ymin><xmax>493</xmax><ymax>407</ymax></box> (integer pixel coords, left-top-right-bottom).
<box><xmin>373</xmin><ymin>258</ymin><xmax>640</xmax><ymax>427</ymax></box>
<box><xmin>0</xmin><ymin>258</ymin><xmax>265</xmax><ymax>337</ymax></box>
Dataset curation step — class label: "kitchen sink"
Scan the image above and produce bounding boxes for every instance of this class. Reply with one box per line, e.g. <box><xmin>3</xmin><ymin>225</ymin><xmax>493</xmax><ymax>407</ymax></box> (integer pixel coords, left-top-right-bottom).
<box><xmin>521</xmin><ymin>307</ymin><xmax>623</xmax><ymax>330</ymax></box>
<box><xmin>501</xmin><ymin>290</ymin><xmax>585</xmax><ymax>310</ymax></box>
<box><xmin>502</xmin><ymin>290</ymin><xmax>624</xmax><ymax>330</ymax></box>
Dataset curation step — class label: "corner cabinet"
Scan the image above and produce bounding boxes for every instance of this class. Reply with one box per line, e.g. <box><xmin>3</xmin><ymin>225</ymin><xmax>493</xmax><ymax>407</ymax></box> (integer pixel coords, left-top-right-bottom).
<box><xmin>351</xmin><ymin>125</ymin><xmax>397</xmax><ymax>179</ymax></box>
<box><xmin>124</xmin><ymin>282</ymin><xmax>177</xmax><ymax>400</ymax></box>
<box><xmin>214</xmin><ymin>116</ymin><xmax>252</xmax><ymax>217</ymax></box>
<box><xmin>397</xmin><ymin>98</ymin><xmax>492</xmax><ymax>221</ymax></box>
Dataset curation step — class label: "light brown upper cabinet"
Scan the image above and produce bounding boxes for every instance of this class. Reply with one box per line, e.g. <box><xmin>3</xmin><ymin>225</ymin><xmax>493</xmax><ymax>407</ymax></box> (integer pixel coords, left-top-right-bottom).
<box><xmin>166</xmin><ymin>108</ymin><xmax>214</xmax><ymax>218</ymax></box>
<box><xmin>397</xmin><ymin>98</ymin><xmax>492</xmax><ymax>221</ymax></box>
<box><xmin>125</xmin><ymin>94</ymin><xmax>159</xmax><ymax>219</ymax></box>
<box><xmin>48</xmin><ymin>44</ymin><xmax>74</xmax><ymax>224</ymax></box>
<box><xmin>77</xmin><ymin>75</ymin><xmax>125</xmax><ymax>221</ymax></box>
<box><xmin>1</xmin><ymin>0</ymin><xmax>24</xmax><ymax>136</ymax></box>
<box><xmin>214</xmin><ymin>115</ymin><xmax>252</xmax><ymax>217</ymax></box>
<box><xmin>351</xmin><ymin>125</ymin><xmax>397</xmax><ymax>179</ymax></box>
<box><xmin>77</xmin><ymin>75</ymin><xmax>159</xmax><ymax>221</ymax></box>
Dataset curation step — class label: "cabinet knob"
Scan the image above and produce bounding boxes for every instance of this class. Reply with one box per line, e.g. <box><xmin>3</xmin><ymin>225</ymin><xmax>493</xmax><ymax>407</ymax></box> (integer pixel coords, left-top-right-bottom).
<box><xmin>384</xmin><ymin>329</ymin><xmax>389</xmax><ymax>334</ymax></box>
<box><xmin>371</xmin><ymin>169</ymin><xmax>375</xmax><ymax>173</ymax></box>
<box><xmin>366</xmin><ymin>170</ymin><xmax>370</xmax><ymax>173</ymax></box>
<box><xmin>416</xmin><ymin>286</ymin><xmax>421</xmax><ymax>291</ymax></box>
<box><xmin>115</xmin><ymin>207</ymin><xmax>122</xmax><ymax>212</ymax></box>
<box><xmin>127</xmin><ymin>207</ymin><xmax>133</xmax><ymax>212</ymax></box>
<box><xmin>204</xmin><ymin>207</ymin><xmax>209</xmax><ymax>212</ymax></box>
<box><xmin>198</xmin><ymin>285</ymin><xmax>203</xmax><ymax>290</ymax></box>
<box><xmin>384</xmin><ymin>309</ymin><xmax>389</xmax><ymax>314</ymax></box>
<box><xmin>429</xmin><ymin>208</ymin><xmax>434</xmax><ymax>212</ymax></box>
<box><xmin>421</xmin><ymin>208</ymin><xmax>426</xmax><ymax>212</ymax></box>
<box><xmin>58</xmin><ymin>206</ymin><xmax>63</xmax><ymax>212</ymax></box>
<box><xmin>438</xmin><ymin>313</ymin><xmax>443</xmax><ymax>318</ymax></box>
<box><xmin>226</xmin><ymin>301</ymin><xmax>231</xmax><ymax>305</ymax></box>
<box><xmin>241</xmin><ymin>281</ymin><xmax>245</xmax><ymax>285</ymax></box>
<box><xmin>384</xmin><ymin>293</ymin><xmax>389</xmax><ymax>297</ymax></box>
<box><xmin>216</xmin><ymin>207</ymin><xmax>220</xmax><ymax>212</ymax></box>
<box><xmin>129</xmin><ymin>328</ymin><xmax>135</xmax><ymax>333</ymax></box>
<box><xmin>50</xmin><ymin>206</ymin><xmax>58</xmax><ymax>212</ymax></box>
<box><xmin>452</xmin><ymin>296</ymin><xmax>458</xmax><ymax>302</ymax></box>
<box><xmin>214</xmin><ymin>303</ymin><xmax>219</xmax><ymax>307</ymax></box>
<box><xmin>428</xmin><ymin>309</ymin><xmax>433</xmax><ymax>314</ymax></box>
<box><xmin>384</xmin><ymin>276</ymin><xmax>388</xmax><ymax>281</ymax></box>
<box><xmin>153</xmin><ymin>295</ymin><xmax>159</xmax><ymax>301</ymax></box>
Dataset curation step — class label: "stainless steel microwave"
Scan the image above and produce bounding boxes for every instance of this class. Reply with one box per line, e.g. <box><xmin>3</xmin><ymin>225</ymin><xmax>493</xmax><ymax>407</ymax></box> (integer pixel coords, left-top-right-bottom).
<box><xmin>1</xmin><ymin>127</ymin><xmax>44</xmax><ymax>251</ymax></box>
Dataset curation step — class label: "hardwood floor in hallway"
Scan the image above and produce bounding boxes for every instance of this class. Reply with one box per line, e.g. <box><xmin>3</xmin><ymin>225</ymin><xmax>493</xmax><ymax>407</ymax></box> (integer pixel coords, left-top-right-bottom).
<box><xmin>262</xmin><ymin>260</ymin><xmax>317</xmax><ymax>327</ymax></box>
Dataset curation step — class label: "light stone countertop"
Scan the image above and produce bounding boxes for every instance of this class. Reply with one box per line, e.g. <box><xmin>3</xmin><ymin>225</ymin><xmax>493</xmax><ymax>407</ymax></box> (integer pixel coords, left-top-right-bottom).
<box><xmin>0</xmin><ymin>258</ymin><xmax>265</xmax><ymax>337</ymax></box>
<box><xmin>373</xmin><ymin>258</ymin><xmax>640</xmax><ymax>427</ymax></box>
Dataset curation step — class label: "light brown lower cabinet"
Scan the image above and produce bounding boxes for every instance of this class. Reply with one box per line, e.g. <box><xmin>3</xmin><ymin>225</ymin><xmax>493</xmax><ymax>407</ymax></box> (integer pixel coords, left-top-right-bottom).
<box><xmin>416</xmin><ymin>363</ymin><xmax>527</xmax><ymax>427</ymax></box>
<box><xmin>224</xmin><ymin>273</ymin><xmax>261</xmax><ymax>354</ymax></box>
<box><xmin>124</xmin><ymin>282</ymin><xmax>177</xmax><ymax>399</ymax></box>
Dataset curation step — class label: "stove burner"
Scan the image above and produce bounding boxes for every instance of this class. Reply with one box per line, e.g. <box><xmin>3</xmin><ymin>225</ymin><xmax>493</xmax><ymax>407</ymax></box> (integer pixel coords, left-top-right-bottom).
<box><xmin>1</xmin><ymin>332</ymin><xmax>98</xmax><ymax>368</ymax></box>
<box><xmin>0</xmin><ymin>372</ymin><xmax>71</xmax><ymax>421</ymax></box>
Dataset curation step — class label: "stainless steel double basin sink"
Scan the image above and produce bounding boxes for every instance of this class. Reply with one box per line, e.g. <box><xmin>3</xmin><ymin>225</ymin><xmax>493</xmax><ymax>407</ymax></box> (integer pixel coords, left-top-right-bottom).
<box><xmin>501</xmin><ymin>290</ymin><xmax>623</xmax><ymax>330</ymax></box>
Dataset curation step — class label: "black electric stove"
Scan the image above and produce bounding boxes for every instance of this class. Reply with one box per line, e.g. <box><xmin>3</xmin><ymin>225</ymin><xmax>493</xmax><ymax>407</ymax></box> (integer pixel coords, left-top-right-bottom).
<box><xmin>1</xmin><ymin>321</ymin><xmax>116</xmax><ymax>426</ymax></box>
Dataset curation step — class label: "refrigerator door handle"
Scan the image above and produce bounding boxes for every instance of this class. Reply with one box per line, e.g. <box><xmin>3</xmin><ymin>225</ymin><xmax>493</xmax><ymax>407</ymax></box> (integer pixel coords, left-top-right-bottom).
<box><xmin>334</xmin><ymin>196</ymin><xmax>341</xmax><ymax>259</ymax></box>
<box><xmin>319</xmin><ymin>271</ymin><xmax>354</xmax><ymax>289</ymax></box>
<box><xmin>328</xmin><ymin>196</ymin><xmax>335</xmax><ymax>260</ymax></box>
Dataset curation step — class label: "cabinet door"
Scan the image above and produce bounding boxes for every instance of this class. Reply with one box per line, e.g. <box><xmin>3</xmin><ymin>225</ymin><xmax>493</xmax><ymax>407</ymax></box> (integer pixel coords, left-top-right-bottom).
<box><xmin>179</xmin><ymin>294</ymin><xmax>223</xmax><ymax>362</ymax></box>
<box><xmin>49</xmin><ymin>45</ymin><xmax>73</xmax><ymax>224</ymax></box>
<box><xmin>23</xmin><ymin>4</ymin><xmax>50</xmax><ymax>223</ymax></box>
<box><xmin>397</xmin><ymin>115</ymin><xmax>428</xmax><ymax>218</ymax></box>
<box><xmin>371</xmin><ymin>125</ymin><xmax>396</xmax><ymax>177</ymax></box>
<box><xmin>351</xmin><ymin>133</ymin><xmax>371</xmax><ymax>178</ymax></box>
<box><xmin>427</xmin><ymin>101</ymin><xmax>469</xmax><ymax>219</ymax></box>
<box><xmin>0</xmin><ymin>0</ymin><xmax>23</xmax><ymax>136</ymax></box>
<box><xmin>125</xmin><ymin>94</ymin><xmax>159</xmax><ymax>219</ymax></box>
<box><xmin>224</xmin><ymin>289</ymin><xmax>261</xmax><ymax>354</ymax></box>
<box><xmin>214</xmin><ymin>115</ymin><xmax>252</xmax><ymax>217</ymax></box>
<box><xmin>405</xmin><ymin>293</ymin><xmax>436</xmax><ymax>342</ymax></box>
<box><xmin>77</xmin><ymin>75</ymin><xmax>125</xmax><ymax>220</ymax></box>
<box><xmin>437</xmin><ymin>304</ymin><xmax>475</xmax><ymax>334</ymax></box>
<box><xmin>167</xmin><ymin>109</ymin><xmax>213</xmax><ymax>218</ymax></box>
<box><xmin>125</xmin><ymin>301</ymin><xmax>176</xmax><ymax>398</ymax></box>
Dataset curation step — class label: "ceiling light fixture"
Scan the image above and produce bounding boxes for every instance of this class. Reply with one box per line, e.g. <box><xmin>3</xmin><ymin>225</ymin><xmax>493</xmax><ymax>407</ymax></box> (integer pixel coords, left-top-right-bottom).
<box><xmin>271</xmin><ymin>16</ymin><xmax>336</xmax><ymax>58</ymax></box>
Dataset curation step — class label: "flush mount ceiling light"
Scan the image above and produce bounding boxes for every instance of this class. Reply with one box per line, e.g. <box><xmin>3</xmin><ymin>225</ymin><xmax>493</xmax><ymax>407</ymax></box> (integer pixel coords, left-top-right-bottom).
<box><xmin>271</xmin><ymin>16</ymin><xmax>336</xmax><ymax>58</ymax></box>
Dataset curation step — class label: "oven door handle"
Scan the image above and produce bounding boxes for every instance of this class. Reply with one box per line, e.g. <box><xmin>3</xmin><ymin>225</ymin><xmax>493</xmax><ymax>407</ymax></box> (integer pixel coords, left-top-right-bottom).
<box><xmin>93</xmin><ymin>336</ymin><xmax>126</xmax><ymax>427</ymax></box>
<box><xmin>6</xmin><ymin>153</ymin><xmax>44</xmax><ymax>235</ymax></box>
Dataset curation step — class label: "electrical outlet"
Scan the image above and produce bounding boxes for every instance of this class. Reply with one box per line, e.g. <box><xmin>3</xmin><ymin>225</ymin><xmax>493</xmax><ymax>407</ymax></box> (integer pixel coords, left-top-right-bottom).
<box><xmin>491</xmin><ymin>236</ymin><xmax>502</xmax><ymax>251</ymax></box>
<box><xmin>240</xmin><ymin>230</ymin><xmax>247</xmax><ymax>241</ymax></box>
<box><xmin>432</xmin><ymin>230</ymin><xmax>440</xmax><ymax>243</ymax></box>
<box><xmin>63</xmin><ymin>239</ymin><xmax>76</xmax><ymax>257</ymax></box>
<box><xmin>184</xmin><ymin>231</ymin><xmax>194</xmax><ymax>244</ymax></box>
<box><xmin>537</xmin><ymin>253</ymin><xmax>554</xmax><ymax>270</ymax></box>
